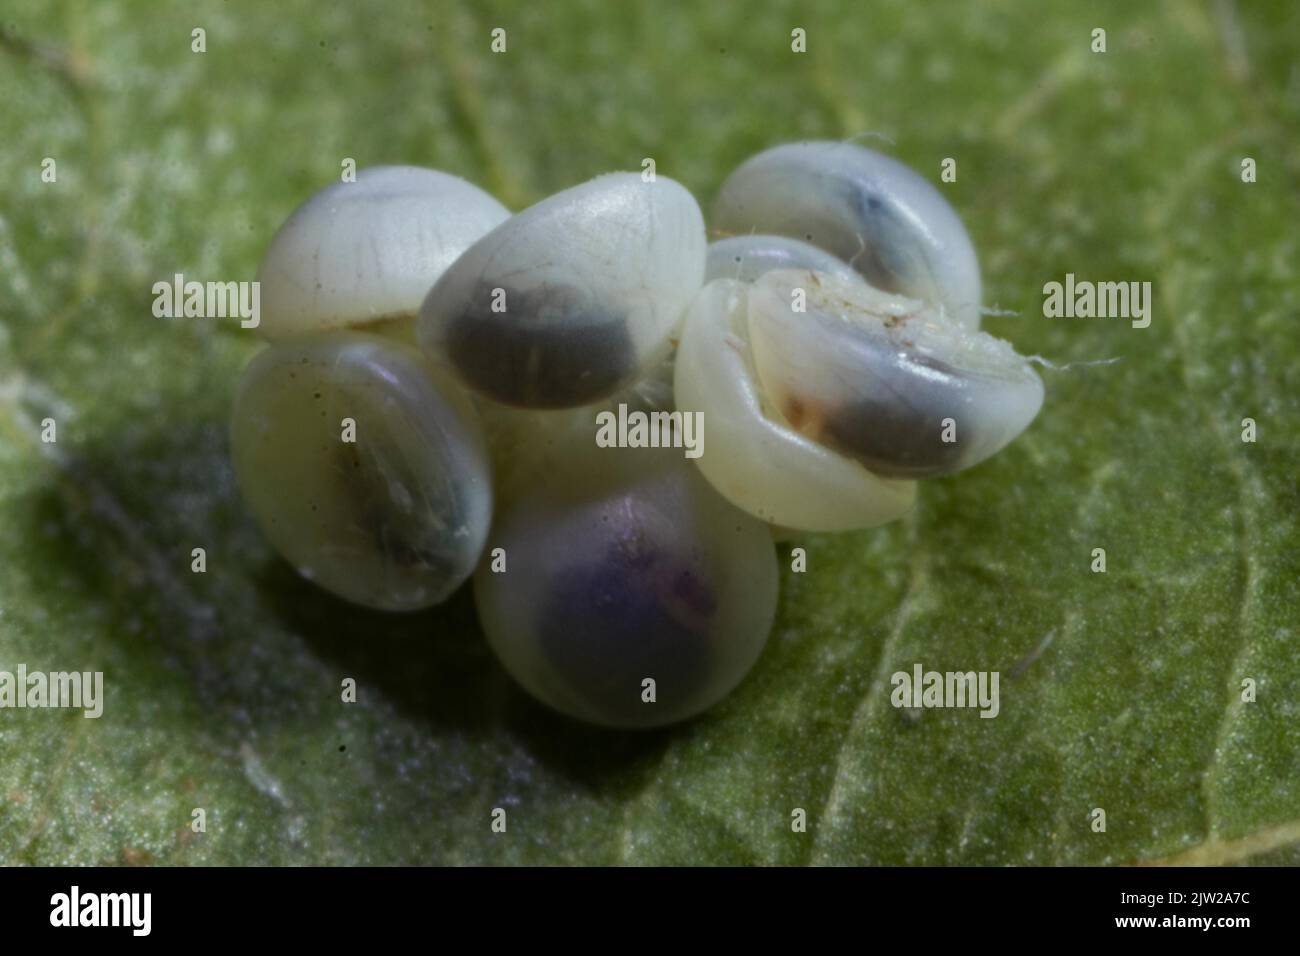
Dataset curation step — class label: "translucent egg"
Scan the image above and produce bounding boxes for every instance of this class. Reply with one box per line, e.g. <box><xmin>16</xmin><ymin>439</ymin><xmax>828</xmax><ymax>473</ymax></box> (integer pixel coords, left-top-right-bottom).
<box><xmin>474</xmin><ymin>441</ymin><xmax>778</xmax><ymax>728</ymax></box>
<box><xmin>712</xmin><ymin>141</ymin><xmax>983</xmax><ymax>330</ymax></box>
<box><xmin>418</xmin><ymin>172</ymin><xmax>706</xmax><ymax>409</ymax></box>
<box><xmin>705</xmin><ymin>234</ymin><xmax>862</xmax><ymax>286</ymax></box>
<box><xmin>673</xmin><ymin>278</ymin><xmax>917</xmax><ymax>532</ymax></box>
<box><xmin>746</xmin><ymin>269</ymin><xmax>1043</xmax><ymax>478</ymax></box>
<box><xmin>231</xmin><ymin>332</ymin><xmax>492</xmax><ymax>610</ymax></box>
<box><xmin>255</xmin><ymin>165</ymin><xmax>510</xmax><ymax>341</ymax></box>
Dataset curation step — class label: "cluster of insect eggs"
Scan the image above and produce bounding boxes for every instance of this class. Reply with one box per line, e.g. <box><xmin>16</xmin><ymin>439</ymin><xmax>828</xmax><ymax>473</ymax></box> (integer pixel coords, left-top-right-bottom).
<box><xmin>232</xmin><ymin>142</ymin><xmax>1044</xmax><ymax>729</ymax></box>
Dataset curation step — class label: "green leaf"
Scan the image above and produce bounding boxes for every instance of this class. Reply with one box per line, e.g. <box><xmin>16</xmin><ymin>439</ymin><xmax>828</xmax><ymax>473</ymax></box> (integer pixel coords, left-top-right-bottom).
<box><xmin>1</xmin><ymin>0</ymin><xmax>1297</xmax><ymax>865</ymax></box>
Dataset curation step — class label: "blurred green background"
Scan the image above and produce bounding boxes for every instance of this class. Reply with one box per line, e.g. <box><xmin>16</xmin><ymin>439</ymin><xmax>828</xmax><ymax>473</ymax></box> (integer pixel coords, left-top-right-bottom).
<box><xmin>0</xmin><ymin>0</ymin><xmax>1297</xmax><ymax>865</ymax></box>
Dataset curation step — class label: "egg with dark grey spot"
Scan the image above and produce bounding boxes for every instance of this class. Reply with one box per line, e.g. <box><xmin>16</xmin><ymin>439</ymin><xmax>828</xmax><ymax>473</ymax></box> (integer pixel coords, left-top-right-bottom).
<box><xmin>474</xmin><ymin>442</ymin><xmax>777</xmax><ymax>728</ymax></box>
<box><xmin>674</xmin><ymin>278</ymin><xmax>918</xmax><ymax>532</ymax></box>
<box><xmin>536</xmin><ymin>538</ymin><xmax>717</xmax><ymax>720</ymax></box>
<box><xmin>419</xmin><ymin>172</ymin><xmax>706</xmax><ymax>408</ymax></box>
<box><xmin>815</xmin><ymin>350</ymin><xmax>970</xmax><ymax>478</ymax></box>
<box><xmin>743</xmin><ymin>269</ymin><xmax>1043</xmax><ymax>479</ymax></box>
<box><xmin>712</xmin><ymin>141</ymin><xmax>983</xmax><ymax>330</ymax></box>
<box><xmin>438</xmin><ymin>280</ymin><xmax>637</xmax><ymax>408</ymax></box>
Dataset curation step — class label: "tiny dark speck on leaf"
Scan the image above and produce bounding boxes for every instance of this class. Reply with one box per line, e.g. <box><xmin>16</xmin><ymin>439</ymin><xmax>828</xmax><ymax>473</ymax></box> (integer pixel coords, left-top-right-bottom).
<box><xmin>338</xmin><ymin>745</ymin><xmax>346</xmax><ymax>752</ymax></box>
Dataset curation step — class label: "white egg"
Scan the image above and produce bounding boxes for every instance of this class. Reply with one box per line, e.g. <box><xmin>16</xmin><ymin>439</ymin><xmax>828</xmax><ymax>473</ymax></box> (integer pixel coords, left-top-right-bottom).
<box><xmin>231</xmin><ymin>332</ymin><xmax>492</xmax><ymax>610</ymax></box>
<box><xmin>474</xmin><ymin>440</ymin><xmax>778</xmax><ymax>728</ymax></box>
<box><xmin>746</xmin><ymin>268</ymin><xmax>1043</xmax><ymax>478</ymax></box>
<box><xmin>673</xmin><ymin>278</ymin><xmax>918</xmax><ymax>531</ymax></box>
<box><xmin>418</xmin><ymin>172</ymin><xmax>706</xmax><ymax>408</ymax></box>
<box><xmin>705</xmin><ymin>234</ymin><xmax>862</xmax><ymax>285</ymax></box>
<box><xmin>255</xmin><ymin>165</ymin><xmax>510</xmax><ymax>340</ymax></box>
<box><xmin>712</xmin><ymin>141</ymin><xmax>983</xmax><ymax>330</ymax></box>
